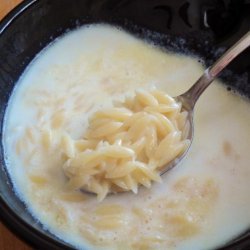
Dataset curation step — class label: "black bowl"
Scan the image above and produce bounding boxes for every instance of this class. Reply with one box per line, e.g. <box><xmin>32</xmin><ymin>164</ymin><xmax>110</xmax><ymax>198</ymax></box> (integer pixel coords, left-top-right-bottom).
<box><xmin>0</xmin><ymin>0</ymin><xmax>250</xmax><ymax>249</ymax></box>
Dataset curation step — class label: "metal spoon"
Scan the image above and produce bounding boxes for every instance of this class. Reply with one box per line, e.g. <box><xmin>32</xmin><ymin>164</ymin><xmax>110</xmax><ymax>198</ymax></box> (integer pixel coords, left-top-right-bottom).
<box><xmin>160</xmin><ymin>31</ymin><xmax>250</xmax><ymax>176</ymax></box>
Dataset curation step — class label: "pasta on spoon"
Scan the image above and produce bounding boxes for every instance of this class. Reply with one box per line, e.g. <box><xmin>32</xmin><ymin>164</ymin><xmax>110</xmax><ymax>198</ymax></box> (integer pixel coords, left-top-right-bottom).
<box><xmin>62</xmin><ymin>88</ymin><xmax>190</xmax><ymax>200</ymax></box>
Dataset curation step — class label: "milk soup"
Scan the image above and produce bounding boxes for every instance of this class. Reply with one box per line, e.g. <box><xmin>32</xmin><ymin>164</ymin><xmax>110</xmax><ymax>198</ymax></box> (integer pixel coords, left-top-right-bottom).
<box><xmin>3</xmin><ymin>24</ymin><xmax>250</xmax><ymax>250</ymax></box>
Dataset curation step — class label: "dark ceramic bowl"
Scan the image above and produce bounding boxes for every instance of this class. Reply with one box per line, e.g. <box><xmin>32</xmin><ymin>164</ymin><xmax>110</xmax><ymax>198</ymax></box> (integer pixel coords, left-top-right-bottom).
<box><xmin>0</xmin><ymin>0</ymin><xmax>250</xmax><ymax>249</ymax></box>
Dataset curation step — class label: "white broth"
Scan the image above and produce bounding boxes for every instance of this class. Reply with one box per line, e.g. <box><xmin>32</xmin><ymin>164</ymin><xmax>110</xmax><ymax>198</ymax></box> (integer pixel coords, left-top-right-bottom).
<box><xmin>3</xmin><ymin>24</ymin><xmax>250</xmax><ymax>250</ymax></box>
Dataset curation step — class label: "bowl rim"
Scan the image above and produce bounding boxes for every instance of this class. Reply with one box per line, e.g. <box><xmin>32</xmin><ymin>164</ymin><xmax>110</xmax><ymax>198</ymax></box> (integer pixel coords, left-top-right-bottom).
<box><xmin>0</xmin><ymin>0</ymin><xmax>37</xmax><ymax>34</ymax></box>
<box><xmin>0</xmin><ymin>1</ymin><xmax>74</xmax><ymax>249</ymax></box>
<box><xmin>0</xmin><ymin>0</ymin><xmax>249</xmax><ymax>249</ymax></box>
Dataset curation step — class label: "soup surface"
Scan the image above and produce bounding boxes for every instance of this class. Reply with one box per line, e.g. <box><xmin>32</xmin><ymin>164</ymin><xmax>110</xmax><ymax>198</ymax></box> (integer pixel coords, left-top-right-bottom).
<box><xmin>3</xmin><ymin>24</ymin><xmax>250</xmax><ymax>250</ymax></box>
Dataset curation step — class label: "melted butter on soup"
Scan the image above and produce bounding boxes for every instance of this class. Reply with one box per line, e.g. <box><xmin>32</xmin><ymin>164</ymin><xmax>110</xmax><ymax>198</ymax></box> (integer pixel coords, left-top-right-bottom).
<box><xmin>3</xmin><ymin>24</ymin><xmax>250</xmax><ymax>250</ymax></box>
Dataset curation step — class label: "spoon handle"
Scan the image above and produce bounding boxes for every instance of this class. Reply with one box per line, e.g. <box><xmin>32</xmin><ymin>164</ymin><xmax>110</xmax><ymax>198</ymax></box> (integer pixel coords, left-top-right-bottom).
<box><xmin>181</xmin><ymin>31</ymin><xmax>250</xmax><ymax>109</ymax></box>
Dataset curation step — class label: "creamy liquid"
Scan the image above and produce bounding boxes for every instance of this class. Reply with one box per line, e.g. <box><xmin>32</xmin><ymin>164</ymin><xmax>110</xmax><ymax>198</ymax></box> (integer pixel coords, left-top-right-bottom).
<box><xmin>3</xmin><ymin>24</ymin><xmax>250</xmax><ymax>250</ymax></box>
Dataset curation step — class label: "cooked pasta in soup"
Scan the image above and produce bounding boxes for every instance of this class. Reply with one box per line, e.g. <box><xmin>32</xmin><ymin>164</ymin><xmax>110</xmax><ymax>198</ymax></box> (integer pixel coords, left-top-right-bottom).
<box><xmin>63</xmin><ymin>88</ymin><xmax>190</xmax><ymax>200</ymax></box>
<box><xmin>3</xmin><ymin>24</ymin><xmax>250</xmax><ymax>250</ymax></box>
